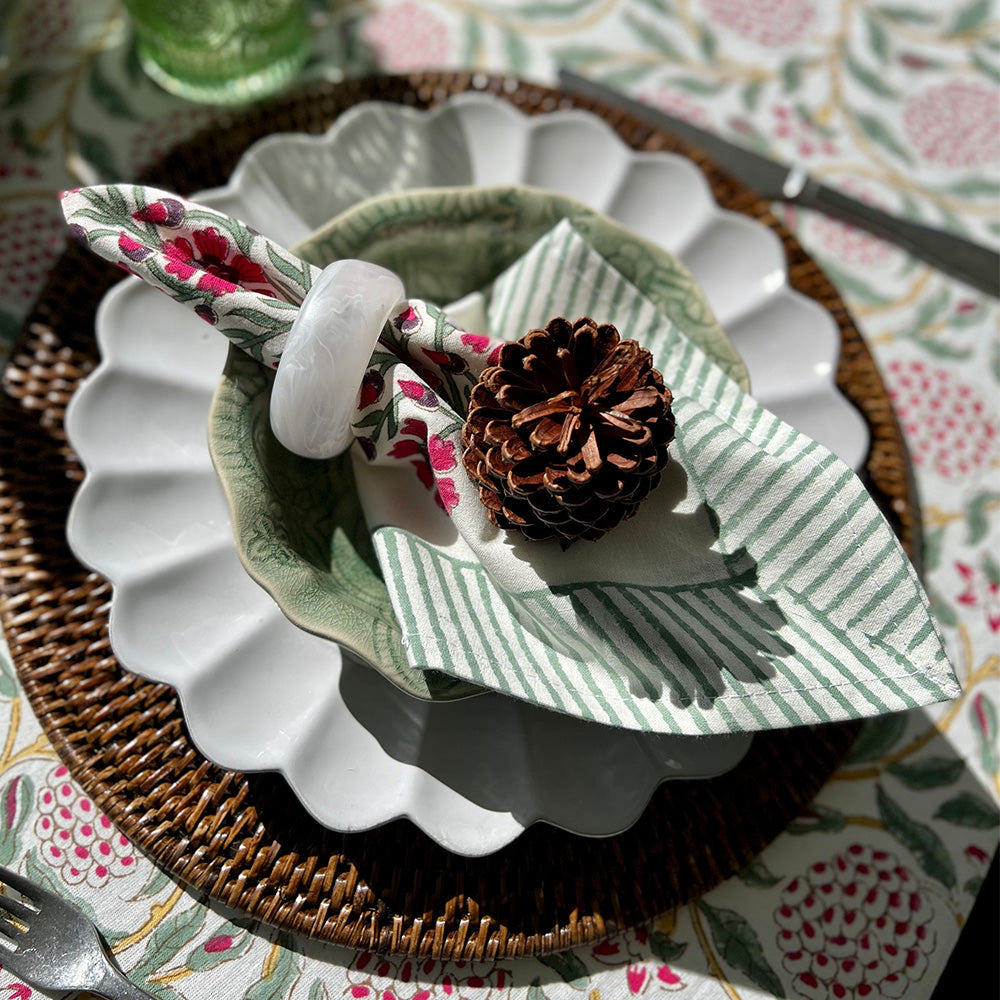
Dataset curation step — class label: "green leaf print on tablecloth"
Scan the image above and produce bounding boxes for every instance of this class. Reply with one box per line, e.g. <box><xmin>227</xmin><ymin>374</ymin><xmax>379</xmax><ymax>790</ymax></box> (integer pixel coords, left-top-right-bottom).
<box><xmin>876</xmin><ymin>784</ymin><xmax>957</xmax><ymax>888</ymax></box>
<box><xmin>697</xmin><ymin>900</ymin><xmax>785</xmax><ymax>998</ymax></box>
<box><xmin>885</xmin><ymin>756</ymin><xmax>966</xmax><ymax>788</ymax></box>
<box><xmin>935</xmin><ymin>792</ymin><xmax>1000</xmax><ymax>829</ymax></box>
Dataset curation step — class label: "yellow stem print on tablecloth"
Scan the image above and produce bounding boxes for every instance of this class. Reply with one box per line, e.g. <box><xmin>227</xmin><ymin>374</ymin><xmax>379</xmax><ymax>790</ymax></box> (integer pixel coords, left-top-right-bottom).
<box><xmin>0</xmin><ymin>698</ymin><xmax>58</xmax><ymax>772</ymax></box>
<box><xmin>853</xmin><ymin>271</ymin><xmax>934</xmax><ymax>320</ymax></box>
<box><xmin>151</xmin><ymin>967</ymin><xmax>191</xmax><ymax>986</ymax></box>
<box><xmin>112</xmin><ymin>885</ymin><xmax>187</xmax><ymax>954</ymax></box>
<box><xmin>844</xmin><ymin>815</ymin><xmax>886</xmax><ymax>829</ymax></box>
<box><xmin>656</xmin><ymin>908</ymin><xmax>678</xmax><ymax>938</ymax></box>
<box><xmin>807</xmin><ymin>161</ymin><xmax>1000</xmax><ymax>218</ymax></box>
<box><xmin>924</xmin><ymin>499</ymin><xmax>1000</xmax><ymax>531</ymax></box>
<box><xmin>263</xmin><ymin>939</ymin><xmax>283</xmax><ymax>982</ymax></box>
<box><xmin>688</xmin><ymin>901</ymin><xmax>744</xmax><ymax>1000</ymax></box>
<box><xmin>558</xmin><ymin>47</ymin><xmax>775</xmax><ymax>82</ymax></box>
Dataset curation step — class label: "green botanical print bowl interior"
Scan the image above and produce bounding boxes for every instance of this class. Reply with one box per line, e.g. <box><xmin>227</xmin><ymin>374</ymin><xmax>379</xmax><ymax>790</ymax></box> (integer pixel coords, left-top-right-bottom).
<box><xmin>208</xmin><ymin>185</ymin><xmax>749</xmax><ymax>701</ymax></box>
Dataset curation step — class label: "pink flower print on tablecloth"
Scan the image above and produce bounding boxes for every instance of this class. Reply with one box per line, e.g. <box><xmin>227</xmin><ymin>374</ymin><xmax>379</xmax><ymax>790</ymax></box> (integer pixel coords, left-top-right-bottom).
<box><xmin>771</xmin><ymin>104</ymin><xmax>839</xmax><ymax>161</ymax></box>
<box><xmin>776</xmin><ymin>844</ymin><xmax>935</xmax><ymax>1000</ymax></box>
<box><xmin>0</xmin><ymin>206</ymin><xmax>66</xmax><ymax>314</ymax></box>
<box><xmin>884</xmin><ymin>360</ymin><xmax>998</xmax><ymax>480</ymax></box>
<box><xmin>347</xmin><ymin>951</ymin><xmax>509</xmax><ymax>998</ymax></box>
<box><xmin>701</xmin><ymin>0</ymin><xmax>816</xmax><ymax>47</ymax></box>
<box><xmin>16</xmin><ymin>0</ymin><xmax>71</xmax><ymax>61</ymax></box>
<box><xmin>955</xmin><ymin>561</ymin><xmax>1000</xmax><ymax>633</ymax></box>
<box><xmin>810</xmin><ymin>214</ymin><xmax>892</xmax><ymax>269</ymax></box>
<box><xmin>35</xmin><ymin>764</ymin><xmax>137</xmax><ymax>888</ymax></box>
<box><xmin>622</xmin><ymin>960</ymin><xmax>685</xmax><ymax>995</ymax></box>
<box><xmin>361</xmin><ymin>1</ymin><xmax>450</xmax><ymax>72</ymax></box>
<box><xmin>590</xmin><ymin>926</ymin><xmax>686</xmax><ymax>994</ymax></box>
<box><xmin>903</xmin><ymin>80</ymin><xmax>1000</xmax><ymax>168</ymax></box>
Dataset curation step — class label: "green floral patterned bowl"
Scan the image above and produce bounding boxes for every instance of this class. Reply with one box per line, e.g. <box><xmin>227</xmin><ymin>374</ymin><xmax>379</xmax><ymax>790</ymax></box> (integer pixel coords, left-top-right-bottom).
<box><xmin>208</xmin><ymin>185</ymin><xmax>748</xmax><ymax>701</ymax></box>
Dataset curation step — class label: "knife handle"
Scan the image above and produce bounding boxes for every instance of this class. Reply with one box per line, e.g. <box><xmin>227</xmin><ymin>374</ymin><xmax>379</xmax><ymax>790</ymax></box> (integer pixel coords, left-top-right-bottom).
<box><xmin>799</xmin><ymin>180</ymin><xmax>999</xmax><ymax>298</ymax></box>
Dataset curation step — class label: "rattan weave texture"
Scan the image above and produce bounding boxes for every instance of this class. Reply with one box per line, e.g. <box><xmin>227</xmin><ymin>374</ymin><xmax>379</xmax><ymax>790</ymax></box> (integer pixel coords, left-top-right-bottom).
<box><xmin>0</xmin><ymin>73</ymin><xmax>914</xmax><ymax>959</ymax></box>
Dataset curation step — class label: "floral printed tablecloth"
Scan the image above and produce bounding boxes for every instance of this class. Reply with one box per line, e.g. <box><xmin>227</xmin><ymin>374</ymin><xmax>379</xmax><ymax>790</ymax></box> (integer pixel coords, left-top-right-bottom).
<box><xmin>0</xmin><ymin>1</ymin><xmax>997</xmax><ymax>998</ymax></box>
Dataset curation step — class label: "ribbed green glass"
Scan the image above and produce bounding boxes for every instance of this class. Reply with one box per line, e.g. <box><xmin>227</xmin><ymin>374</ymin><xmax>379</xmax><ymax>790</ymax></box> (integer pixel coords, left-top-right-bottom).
<box><xmin>123</xmin><ymin>0</ymin><xmax>308</xmax><ymax>105</ymax></box>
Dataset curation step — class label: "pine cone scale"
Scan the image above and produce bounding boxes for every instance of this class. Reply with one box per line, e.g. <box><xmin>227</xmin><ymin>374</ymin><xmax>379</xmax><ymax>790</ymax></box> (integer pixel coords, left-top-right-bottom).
<box><xmin>512</xmin><ymin>391</ymin><xmax>581</xmax><ymax>428</ymax></box>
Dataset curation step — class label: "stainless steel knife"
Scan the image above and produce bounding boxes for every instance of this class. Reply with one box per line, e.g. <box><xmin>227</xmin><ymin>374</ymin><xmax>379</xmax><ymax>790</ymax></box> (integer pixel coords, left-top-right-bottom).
<box><xmin>558</xmin><ymin>69</ymin><xmax>999</xmax><ymax>298</ymax></box>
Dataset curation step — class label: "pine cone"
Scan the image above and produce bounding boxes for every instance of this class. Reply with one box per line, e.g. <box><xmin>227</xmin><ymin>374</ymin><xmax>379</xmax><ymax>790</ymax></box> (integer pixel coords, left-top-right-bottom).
<box><xmin>461</xmin><ymin>316</ymin><xmax>675</xmax><ymax>542</ymax></box>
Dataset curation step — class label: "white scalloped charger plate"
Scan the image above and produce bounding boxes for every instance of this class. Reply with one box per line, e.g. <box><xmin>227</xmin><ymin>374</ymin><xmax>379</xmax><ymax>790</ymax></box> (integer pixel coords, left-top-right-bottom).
<box><xmin>65</xmin><ymin>94</ymin><xmax>868</xmax><ymax>856</ymax></box>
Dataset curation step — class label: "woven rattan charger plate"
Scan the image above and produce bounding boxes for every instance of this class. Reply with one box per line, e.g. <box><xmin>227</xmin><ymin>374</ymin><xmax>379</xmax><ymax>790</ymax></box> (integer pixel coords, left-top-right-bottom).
<box><xmin>0</xmin><ymin>73</ymin><xmax>916</xmax><ymax>960</ymax></box>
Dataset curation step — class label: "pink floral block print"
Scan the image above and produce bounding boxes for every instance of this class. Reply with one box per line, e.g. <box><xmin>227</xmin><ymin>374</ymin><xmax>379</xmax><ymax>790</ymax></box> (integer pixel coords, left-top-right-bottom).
<box><xmin>361</xmin><ymin>1</ymin><xmax>450</xmax><ymax>72</ymax></box>
<box><xmin>354</xmin><ymin>302</ymin><xmax>505</xmax><ymax>516</ymax></box>
<box><xmin>885</xmin><ymin>360</ymin><xmax>998</xmax><ymax>480</ymax></box>
<box><xmin>776</xmin><ymin>845</ymin><xmax>935</xmax><ymax>1000</ymax></box>
<box><xmin>348</xmin><ymin>950</ymin><xmax>509</xmax><ymax>997</ymax></box>
<box><xmin>702</xmin><ymin>0</ymin><xmax>816</xmax><ymax>47</ymax></box>
<box><xmin>955</xmin><ymin>561</ymin><xmax>1000</xmax><ymax>634</ymax></box>
<box><xmin>162</xmin><ymin>226</ymin><xmax>270</xmax><ymax>294</ymax></box>
<box><xmin>36</xmin><ymin>765</ymin><xmax>137</xmax><ymax>888</ymax></box>
<box><xmin>590</xmin><ymin>926</ymin><xmax>686</xmax><ymax>994</ymax></box>
<box><xmin>60</xmin><ymin>185</ymin><xmax>321</xmax><ymax>368</ymax></box>
<box><xmin>903</xmin><ymin>80</ymin><xmax>1000</xmax><ymax>168</ymax></box>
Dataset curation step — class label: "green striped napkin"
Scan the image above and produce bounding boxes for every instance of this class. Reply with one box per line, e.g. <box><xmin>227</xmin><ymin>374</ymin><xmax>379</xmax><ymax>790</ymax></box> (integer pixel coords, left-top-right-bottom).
<box><xmin>354</xmin><ymin>220</ymin><xmax>959</xmax><ymax>734</ymax></box>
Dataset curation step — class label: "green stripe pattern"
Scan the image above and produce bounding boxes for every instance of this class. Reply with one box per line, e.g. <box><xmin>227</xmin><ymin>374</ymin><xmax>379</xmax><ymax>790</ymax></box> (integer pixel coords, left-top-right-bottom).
<box><xmin>369</xmin><ymin>222</ymin><xmax>958</xmax><ymax>734</ymax></box>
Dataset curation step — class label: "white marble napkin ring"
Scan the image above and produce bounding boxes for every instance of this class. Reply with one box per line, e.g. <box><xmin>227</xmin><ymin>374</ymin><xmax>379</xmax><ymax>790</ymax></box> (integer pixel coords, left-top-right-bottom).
<box><xmin>269</xmin><ymin>259</ymin><xmax>405</xmax><ymax>459</ymax></box>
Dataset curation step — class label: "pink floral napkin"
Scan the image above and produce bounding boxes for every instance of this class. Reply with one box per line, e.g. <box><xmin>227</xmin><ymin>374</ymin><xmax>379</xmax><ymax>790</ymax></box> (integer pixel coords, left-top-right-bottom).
<box><xmin>61</xmin><ymin>184</ymin><xmax>320</xmax><ymax>368</ymax></box>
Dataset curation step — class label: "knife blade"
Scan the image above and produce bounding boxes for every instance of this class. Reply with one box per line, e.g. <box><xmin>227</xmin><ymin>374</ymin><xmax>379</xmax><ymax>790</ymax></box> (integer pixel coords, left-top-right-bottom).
<box><xmin>558</xmin><ymin>69</ymin><xmax>999</xmax><ymax>298</ymax></box>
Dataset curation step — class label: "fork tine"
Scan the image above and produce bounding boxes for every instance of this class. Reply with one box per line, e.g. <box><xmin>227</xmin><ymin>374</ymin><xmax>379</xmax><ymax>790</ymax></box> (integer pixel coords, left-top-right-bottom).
<box><xmin>0</xmin><ymin>866</ymin><xmax>42</xmax><ymax>904</ymax></box>
<box><xmin>0</xmin><ymin>890</ymin><xmax>36</xmax><ymax>923</ymax></box>
<box><xmin>0</xmin><ymin>920</ymin><xmax>24</xmax><ymax>943</ymax></box>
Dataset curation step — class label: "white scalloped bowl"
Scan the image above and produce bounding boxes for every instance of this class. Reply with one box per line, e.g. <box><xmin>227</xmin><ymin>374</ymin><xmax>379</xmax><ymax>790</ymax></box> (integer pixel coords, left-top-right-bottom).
<box><xmin>64</xmin><ymin>92</ymin><xmax>867</xmax><ymax>855</ymax></box>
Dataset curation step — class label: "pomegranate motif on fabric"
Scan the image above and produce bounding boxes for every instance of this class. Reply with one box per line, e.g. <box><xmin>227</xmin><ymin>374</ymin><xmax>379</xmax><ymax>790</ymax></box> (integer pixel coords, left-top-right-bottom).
<box><xmin>884</xmin><ymin>360</ymin><xmax>998</xmax><ymax>480</ymax></box>
<box><xmin>35</xmin><ymin>765</ymin><xmax>138</xmax><ymax>888</ymax></box>
<box><xmin>776</xmin><ymin>845</ymin><xmax>935</xmax><ymax>1000</ymax></box>
<box><xmin>701</xmin><ymin>0</ymin><xmax>817</xmax><ymax>47</ymax></box>
<box><xmin>361</xmin><ymin>1</ymin><xmax>451</xmax><ymax>72</ymax></box>
<box><xmin>903</xmin><ymin>80</ymin><xmax>1000</xmax><ymax>168</ymax></box>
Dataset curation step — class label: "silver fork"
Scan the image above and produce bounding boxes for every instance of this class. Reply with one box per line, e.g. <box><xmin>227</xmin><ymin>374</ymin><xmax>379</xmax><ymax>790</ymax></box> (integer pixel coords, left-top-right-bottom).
<box><xmin>0</xmin><ymin>864</ymin><xmax>155</xmax><ymax>999</ymax></box>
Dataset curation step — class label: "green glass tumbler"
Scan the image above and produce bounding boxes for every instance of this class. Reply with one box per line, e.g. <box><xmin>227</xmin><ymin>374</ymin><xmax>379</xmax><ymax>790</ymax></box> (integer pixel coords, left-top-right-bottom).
<box><xmin>123</xmin><ymin>0</ymin><xmax>309</xmax><ymax>105</ymax></box>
